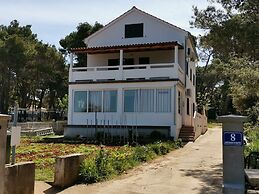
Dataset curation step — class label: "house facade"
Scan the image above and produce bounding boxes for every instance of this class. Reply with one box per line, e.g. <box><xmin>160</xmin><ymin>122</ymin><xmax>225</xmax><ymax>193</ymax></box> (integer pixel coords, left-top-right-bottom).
<box><xmin>66</xmin><ymin>7</ymin><xmax>206</xmax><ymax>140</ymax></box>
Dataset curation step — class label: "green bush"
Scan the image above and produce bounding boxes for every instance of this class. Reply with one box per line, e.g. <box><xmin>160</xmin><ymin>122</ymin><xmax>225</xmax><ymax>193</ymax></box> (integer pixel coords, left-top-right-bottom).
<box><xmin>79</xmin><ymin>140</ymin><xmax>182</xmax><ymax>184</ymax></box>
<box><xmin>95</xmin><ymin>149</ymin><xmax>115</xmax><ymax>180</ymax></box>
<box><xmin>80</xmin><ymin>157</ymin><xmax>99</xmax><ymax>183</ymax></box>
<box><xmin>133</xmin><ymin>146</ymin><xmax>155</xmax><ymax>162</ymax></box>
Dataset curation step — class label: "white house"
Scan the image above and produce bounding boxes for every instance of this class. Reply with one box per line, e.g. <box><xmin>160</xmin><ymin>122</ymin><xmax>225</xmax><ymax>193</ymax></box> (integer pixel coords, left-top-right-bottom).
<box><xmin>65</xmin><ymin>6</ymin><xmax>207</xmax><ymax>141</ymax></box>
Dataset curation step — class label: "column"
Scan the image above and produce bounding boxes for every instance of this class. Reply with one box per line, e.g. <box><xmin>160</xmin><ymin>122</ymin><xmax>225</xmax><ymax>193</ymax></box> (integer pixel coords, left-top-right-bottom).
<box><xmin>218</xmin><ymin>114</ymin><xmax>247</xmax><ymax>194</ymax></box>
<box><xmin>174</xmin><ymin>45</ymin><xmax>179</xmax><ymax>64</ymax></box>
<box><xmin>119</xmin><ymin>50</ymin><xmax>123</xmax><ymax>80</ymax></box>
<box><xmin>0</xmin><ymin>114</ymin><xmax>10</xmax><ymax>194</ymax></box>
<box><xmin>69</xmin><ymin>53</ymin><xmax>74</xmax><ymax>82</ymax></box>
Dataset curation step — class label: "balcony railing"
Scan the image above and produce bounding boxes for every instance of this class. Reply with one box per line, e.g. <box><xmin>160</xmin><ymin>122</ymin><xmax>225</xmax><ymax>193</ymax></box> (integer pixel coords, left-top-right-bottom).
<box><xmin>69</xmin><ymin>63</ymin><xmax>184</xmax><ymax>83</ymax></box>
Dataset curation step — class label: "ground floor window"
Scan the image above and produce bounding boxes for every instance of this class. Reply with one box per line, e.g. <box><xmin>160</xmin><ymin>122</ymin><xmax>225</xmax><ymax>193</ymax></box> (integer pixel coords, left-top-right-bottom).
<box><xmin>124</xmin><ymin>90</ymin><xmax>138</xmax><ymax>112</ymax></box>
<box><xmin>74</xmin><ymin>91</ymin><xmax>87</xmax><ymax>112</ymax></box>
<box><xmin>103</xmin><ymin>90</ymin><xmax>117</xmax><ymax>112</ymax></box>
<box><xmin>88</xmin><ymin>91</ymin><xmax>102</xmax><ymax>112</ymax></box>
<box><xmin>156</xmin><ymin>89</ymin><xmax>171</xmax><ymax>112</ymax></box>
<box><xmin>124</xmin><ymin>88</ymin><xmax>171</xmax><ymax>113</ymax></box>
<box><xmin>140</xmin><ymin>89</ymin><xmax>154</xmax><ymax>112</ymax></box>
<box><xmin>74</xmin><ymin>90</ymin><xmax>117</xmax><ymax>113</ymax></box>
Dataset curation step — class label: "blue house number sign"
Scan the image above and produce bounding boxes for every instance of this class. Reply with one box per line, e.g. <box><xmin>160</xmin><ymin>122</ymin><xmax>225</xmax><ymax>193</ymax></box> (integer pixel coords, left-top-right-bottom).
<box><xmin>223</xmin><ymin>131</ymin><xmax>243</xmax><ymax>146</ymax></box>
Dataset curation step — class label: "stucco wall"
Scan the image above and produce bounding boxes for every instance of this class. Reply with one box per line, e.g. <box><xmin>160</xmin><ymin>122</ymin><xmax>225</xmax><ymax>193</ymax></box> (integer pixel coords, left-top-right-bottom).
<box><xmin>85</xmin><ymin>8</ymin><xmax>187</xmax><ymax>48</ymax></box>
<box><xmin>87</xmin><ymin>50</ymin><xmax>178</xmax><ymax>67</ymax></box>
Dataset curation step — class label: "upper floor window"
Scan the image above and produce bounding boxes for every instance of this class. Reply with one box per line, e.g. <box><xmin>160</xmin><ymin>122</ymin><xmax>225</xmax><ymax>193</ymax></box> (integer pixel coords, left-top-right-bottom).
<box><xmin>125</xmin><ymin>23</ymin><xmax>144</xmax><ymax>38</ymax></box>
<box><xmin>139</xmin><ymin>57</ymin><xmax>150</xmax><ymax>64</ymax></box>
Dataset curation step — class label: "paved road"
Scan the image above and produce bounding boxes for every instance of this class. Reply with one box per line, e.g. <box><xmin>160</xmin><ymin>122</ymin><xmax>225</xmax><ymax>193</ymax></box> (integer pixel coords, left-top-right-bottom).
<box><xmin>35</xmin><ymin>127</ymin><xmax>222</xmax><ymax>194</ymax></box>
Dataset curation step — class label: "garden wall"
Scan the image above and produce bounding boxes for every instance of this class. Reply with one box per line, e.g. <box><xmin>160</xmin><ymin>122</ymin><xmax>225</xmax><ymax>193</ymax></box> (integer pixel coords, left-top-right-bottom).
<box><xmin>5</xmin><ymin>162</ymin><xmax>35</xmax><ymax>194</ymax></box>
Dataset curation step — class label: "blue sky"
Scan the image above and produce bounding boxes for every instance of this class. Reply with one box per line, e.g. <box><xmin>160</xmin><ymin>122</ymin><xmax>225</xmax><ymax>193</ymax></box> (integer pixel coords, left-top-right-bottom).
<box><xmin>0</xmin><ymin>0</ymin><xmax>212</xmax><ymax>48</ymax></box>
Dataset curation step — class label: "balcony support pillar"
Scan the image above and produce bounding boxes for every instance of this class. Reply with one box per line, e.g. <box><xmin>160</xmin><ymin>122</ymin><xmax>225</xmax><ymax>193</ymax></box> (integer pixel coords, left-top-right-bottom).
<box><xmin>119</xmin><ymin>49</ymin><xmax>123</xmax><ymax>80</ymax></box>
<box><xmin>174</xmin><ymin>45</ymin><xmax>179</xmax><ymax>64</ymax></box>
<box><xmin>69</xmin><ymin>53</ymin><xmax>74</xmax><ymax>82</ymax></box>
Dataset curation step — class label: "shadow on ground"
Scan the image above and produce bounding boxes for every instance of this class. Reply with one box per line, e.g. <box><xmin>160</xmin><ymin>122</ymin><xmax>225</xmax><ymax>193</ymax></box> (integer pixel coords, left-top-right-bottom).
<box><xmin>180</xmin><ymin>163</ymin><xmax>222</xmax><ymax>194</ymax></box>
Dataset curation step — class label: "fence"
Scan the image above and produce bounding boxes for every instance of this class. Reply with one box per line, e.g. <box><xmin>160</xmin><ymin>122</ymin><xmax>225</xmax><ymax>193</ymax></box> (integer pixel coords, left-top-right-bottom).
<box><xmin>194</xmin><ymin>111</ymin><xmax>208</xmax><ymax>140</ymax></box>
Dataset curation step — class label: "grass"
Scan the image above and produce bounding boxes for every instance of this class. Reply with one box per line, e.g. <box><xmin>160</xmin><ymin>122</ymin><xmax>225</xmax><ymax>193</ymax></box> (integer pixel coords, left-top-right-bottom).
<box><xmin>15</xmin><ymin>136</ymin><xmax>182</xmax><ymax>183</ymax></box>
<box><xmin>207</xmin><ymin>120</ymin><xmax>221</xmax><ymax>128</ymax></box>
<box><xmin>16</xmin><ymin>136</ymin><xmax>99</xmax><ymax>182</ymax></box>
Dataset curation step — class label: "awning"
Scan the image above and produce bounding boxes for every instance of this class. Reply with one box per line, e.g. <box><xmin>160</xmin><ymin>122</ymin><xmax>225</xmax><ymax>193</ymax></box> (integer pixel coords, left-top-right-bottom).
<box><xmin>70</xmin><ymin>41</ymin><xmax>183</xmax><ymax>54</ymax></box>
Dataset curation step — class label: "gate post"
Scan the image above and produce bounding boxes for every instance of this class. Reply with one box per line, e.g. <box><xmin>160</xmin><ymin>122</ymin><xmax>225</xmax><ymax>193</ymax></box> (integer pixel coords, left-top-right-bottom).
<box><xmin>218</xmin><ymin>114</ymin><xmax>247</xmax><ymax>194</ymax></box>
<box><xmin>0</xmin><ymin>114</ymin><xmax>10</xmax><ymax>194</ymax></box>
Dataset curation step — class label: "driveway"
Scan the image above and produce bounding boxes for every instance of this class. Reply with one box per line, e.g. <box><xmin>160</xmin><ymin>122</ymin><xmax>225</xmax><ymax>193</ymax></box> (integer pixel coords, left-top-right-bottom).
<box><xmin>35</xmin><ymin>127</ymin><xmax>222</xmax><ymax>194</ymax></box>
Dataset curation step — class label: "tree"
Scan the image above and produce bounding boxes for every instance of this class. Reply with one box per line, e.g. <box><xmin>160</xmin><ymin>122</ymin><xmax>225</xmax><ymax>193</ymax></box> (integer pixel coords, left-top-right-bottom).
<box><xmin>191</xmin><ymin>0</ymin><xmax>259</xmax><ymax>117</ymax></box>
<box><xmin>59</xmin><ymin>22</ymin><xmax>103</xmax><ymax>67</ymax></box>
<box><xmin>0</xmin><ymin>20</ymin><xmax>67</xmax><ymax>116</ymax></box>
<box><xmin>191</xmin><ymin>0</ymin><xmax>259</xmax><ymax>62</ymax></box>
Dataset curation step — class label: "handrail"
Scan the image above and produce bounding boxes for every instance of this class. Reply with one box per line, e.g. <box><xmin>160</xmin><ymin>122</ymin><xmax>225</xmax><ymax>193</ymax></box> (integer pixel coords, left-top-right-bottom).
<box><xmin>72</xmin><ymin>63</ymin><xmax>177</xmax><ymax>72</ymax></box>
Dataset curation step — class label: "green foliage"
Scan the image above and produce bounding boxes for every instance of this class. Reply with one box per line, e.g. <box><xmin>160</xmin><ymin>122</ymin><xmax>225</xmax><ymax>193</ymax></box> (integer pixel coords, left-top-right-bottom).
<box><xmin>0</xmin><ymin>20</ymin><xmax>67</xmax><ymax>113</ymax></box>
<box><xmin>244</xmin><ymin>123</ymin><xmax>259</xmax><ymax>157</ymax></box>
<box><xmin>192</xmin><ymin>0</ymin><xmax>259</xmax><ymax>117</ymax></box>
<box><xmin>80</xmin><ymin>157</ymin><xmax>99</xmax><ymax>183</ymax></box>
<box><xmin>57</xmin><ymin>94</ymin><xmax>68</xmax><ymax>111</ymax></box>
<box><xmin>191</xmin><ymin>0</ymin><xmax>259</xmax><ymax>61</ymax></box>
<box><xmin>59</xmin><ymin>22</ymin><xmax>103</xmax><ymax>67</ymax></box>
<box><xmin>79</xmin><ymin>140</ymin><xmax>183</xmax><ymax>184</ymax></box>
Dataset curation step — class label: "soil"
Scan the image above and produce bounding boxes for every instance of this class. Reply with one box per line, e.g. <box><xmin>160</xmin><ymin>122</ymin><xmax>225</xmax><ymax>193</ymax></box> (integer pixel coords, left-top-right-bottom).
<box><xmin>35</xmin><ymin>127</ymin><xmax>222</xmax><ymax>194</ymax></box>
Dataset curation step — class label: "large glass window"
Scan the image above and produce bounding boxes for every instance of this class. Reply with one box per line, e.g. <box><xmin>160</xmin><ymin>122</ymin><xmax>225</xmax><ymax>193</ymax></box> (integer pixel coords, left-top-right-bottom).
<box><xmin>103</xmin><ymin>90</ymin><xmax>117</xmax><ymax>112</ymax></box>
<box><xmin>140</xmin><ymin>89</ymin><xmax>154</xmax><ymax>112</ymax></box>
<box><xmin>124</xmin><ymin>90</ymin><xmax>138</xmax><ymax>112</ymax></box>
<box><xmin>74</xmin><ymin>91</ymin><xmax>87</xmax><ymax>112</ymax></box>
<box><xmin>88</xmin><ymin>91</ymin><xmax>102</xmax><ymax>112</ymax></box>
<box><xmin>156</xmin><ymin>89</ymin><xmax>171</xmax><ymax>112</ymax></box>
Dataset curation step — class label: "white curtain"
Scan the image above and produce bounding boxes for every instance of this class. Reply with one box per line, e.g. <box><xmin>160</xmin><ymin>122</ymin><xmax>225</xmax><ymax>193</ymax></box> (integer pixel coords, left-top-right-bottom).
<box><xmin>103</xmin><ymin>90</ymin><xmax>117</xmax><ymax>112</ymax></box>
<box><xmin>140</xmin><ymin>89</ymin><xmax>154</xmax><ymax>112</ymax></box>
<box><xmin>88</xmin><ymin>91</ymin><xmax>102</xmax><ymax>112</ymax></box>
<box><xmin>156</xmin><ymin>89</ymin><xmax>171</xmax><ymax>112</ymax></box>
<box><xmin>124</xmin><ymin>90</ymin><xmax>138</xmax><ymax>112</ymax></box>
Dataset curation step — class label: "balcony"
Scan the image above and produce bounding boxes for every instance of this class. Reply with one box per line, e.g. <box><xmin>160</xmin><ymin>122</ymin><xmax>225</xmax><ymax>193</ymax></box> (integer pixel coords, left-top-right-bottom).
<box><xmin>69</xmin><ymin>63</ymin><xmax>185</xmax><ymax>84</ymax></box>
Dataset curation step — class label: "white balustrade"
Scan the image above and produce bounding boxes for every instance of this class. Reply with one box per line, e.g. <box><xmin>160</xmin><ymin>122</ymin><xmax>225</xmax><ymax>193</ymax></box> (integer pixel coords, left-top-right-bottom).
<box><xmin>71</xmin><ymin>63</ymin><xmax>184</xmax><ymax>83</ymax></box>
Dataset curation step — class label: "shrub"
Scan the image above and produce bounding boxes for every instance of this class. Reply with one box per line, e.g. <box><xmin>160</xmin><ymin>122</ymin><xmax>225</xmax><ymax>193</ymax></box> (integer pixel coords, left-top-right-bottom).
<box><xmin>79</xmin><ymin>157</ymin><xmax>99</xmax><ymax>183</ymax></box>
<box><xmin>133</xmin><ymin>146</ymin><xmax>156</xmax><ymax>162</ymax></box>
<box><xmin>95</xmin><ymin>149</ymin><xmax>115</xmax><ymax>180</ymax></box>
<box><xmin>79</xmin><ymin>140</ymin><xmax>182</xmax><ymax>184</ymax></box>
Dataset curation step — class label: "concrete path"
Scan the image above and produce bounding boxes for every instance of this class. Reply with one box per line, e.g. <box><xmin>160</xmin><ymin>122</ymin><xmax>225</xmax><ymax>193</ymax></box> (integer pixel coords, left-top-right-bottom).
<box><xmin>35</xmin><ymin>127</ymin><xmax>222</xmax><ymax>194</ymax></box>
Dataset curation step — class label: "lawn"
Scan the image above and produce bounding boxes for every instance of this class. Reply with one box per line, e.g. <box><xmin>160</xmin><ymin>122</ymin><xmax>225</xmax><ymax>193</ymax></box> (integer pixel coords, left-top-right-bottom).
<box><xmin>16</xmin><ymin>136</ymin><xmax>100</xmax><ymax>182</ymax></box>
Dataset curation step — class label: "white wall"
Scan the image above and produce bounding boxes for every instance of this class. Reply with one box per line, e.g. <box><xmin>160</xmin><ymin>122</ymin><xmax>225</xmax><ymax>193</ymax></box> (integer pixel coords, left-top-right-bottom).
<box><xmin>87</xmin><ymin>50</ymin><xmax>175</xmax><ymax>66</ymax></box>
<box><xmin>181</xmin><ymin>36</ymin><xmax>197</xmax><ymax>127</ymax></box>
<box><xmin>85</xmin><ymin>9</ymin><xmax>187</xmax><ymax>48</ymax></box>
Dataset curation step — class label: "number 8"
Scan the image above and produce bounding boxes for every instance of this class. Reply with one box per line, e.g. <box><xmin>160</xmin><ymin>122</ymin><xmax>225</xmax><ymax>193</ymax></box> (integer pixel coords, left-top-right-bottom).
<box><xmin>231</xmin><ymin>133</ymin><xmax>236</xmax><ymax>141</ymax></box>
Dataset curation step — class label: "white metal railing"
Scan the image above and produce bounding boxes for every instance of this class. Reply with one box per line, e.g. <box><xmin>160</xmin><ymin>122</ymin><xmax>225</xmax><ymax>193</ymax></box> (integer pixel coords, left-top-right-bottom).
<box><xmin>70</xmin><ymin>63</ymin><xmax>184</xmax><ymax>83</ymax></box>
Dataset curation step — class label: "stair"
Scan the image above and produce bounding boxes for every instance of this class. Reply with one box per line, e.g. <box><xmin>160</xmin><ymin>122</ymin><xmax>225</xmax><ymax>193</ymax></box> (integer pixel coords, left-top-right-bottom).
<box><xmin>178</xmin><ymin>126</ymin><xmax>195</xmax><ymax>142</ymax></box>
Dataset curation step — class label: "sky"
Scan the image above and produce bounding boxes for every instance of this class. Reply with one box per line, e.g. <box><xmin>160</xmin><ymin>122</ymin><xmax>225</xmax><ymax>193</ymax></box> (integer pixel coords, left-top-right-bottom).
<box><xmin>0</xmin><ymin>0</ymin><xmax>212</xmax><ymax>48</ymax></box>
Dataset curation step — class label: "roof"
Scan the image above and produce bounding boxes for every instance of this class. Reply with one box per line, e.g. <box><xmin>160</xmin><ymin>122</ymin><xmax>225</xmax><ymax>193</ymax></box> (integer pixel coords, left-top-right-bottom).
<box><xmin>83</xmin><ymin>6</ymin><xmax>189</xmax><ymax>46</ymax></box>
<box><xmin>71</xmin><ymin>41</ymin><xmax>183</xmax><ymax>54</ymax></box>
